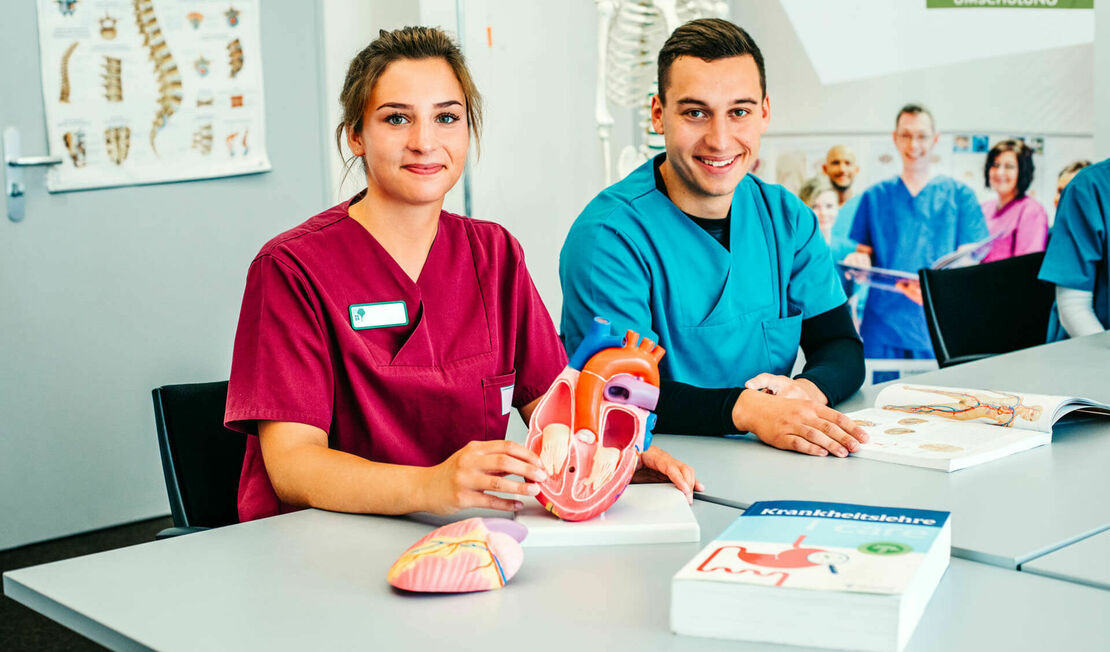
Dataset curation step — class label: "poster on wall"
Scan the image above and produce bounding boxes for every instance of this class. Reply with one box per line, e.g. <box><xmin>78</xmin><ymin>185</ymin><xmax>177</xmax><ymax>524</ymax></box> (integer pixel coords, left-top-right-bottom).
<box><xmin>36</xmin><ymin>0</ymin><xmax>270</xmax><ymax>192</ymax></box>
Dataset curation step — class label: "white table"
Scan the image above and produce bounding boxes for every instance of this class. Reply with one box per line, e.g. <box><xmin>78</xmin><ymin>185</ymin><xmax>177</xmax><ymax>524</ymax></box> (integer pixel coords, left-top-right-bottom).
<box><xmin>654</xmin><ymin>332</ymin><xmax>1110</xmax><ymax>568</ymax></box>
<box><xmin>1022</xmin><ymin>528</ymin><xmax>1110</xmax><ymax>591</ymax></box>
<box><xmin>6</xmin><ymin>503</ymin><xmax>1110</xmax><ymax>651</ymax></box>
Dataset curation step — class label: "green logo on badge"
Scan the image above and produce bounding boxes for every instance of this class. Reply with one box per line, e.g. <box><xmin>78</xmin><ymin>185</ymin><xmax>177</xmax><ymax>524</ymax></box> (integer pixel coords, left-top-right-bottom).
<box><xmin>349</xmin><ymin>301</ymin><xmax>408</xmax><ymax>330</ymax></box>
<box><xmin>858</xmin><ymin>541</ymin><xmax>912</xmax><ymax>556</ymax></box>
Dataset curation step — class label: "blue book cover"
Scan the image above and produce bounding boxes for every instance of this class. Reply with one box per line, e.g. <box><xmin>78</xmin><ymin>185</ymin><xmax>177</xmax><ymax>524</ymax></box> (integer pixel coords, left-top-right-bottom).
<box><xmin>675</xmin><ymin>501</ymin><xmax>950</xmax><ymax>594</ymax></box>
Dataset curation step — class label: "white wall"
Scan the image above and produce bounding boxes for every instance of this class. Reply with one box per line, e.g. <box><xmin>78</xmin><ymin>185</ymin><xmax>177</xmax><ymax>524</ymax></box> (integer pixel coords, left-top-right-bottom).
<box><xmin>732</xmin><ymin>0</ymin><xmax>1093</xmax><ymax>137</ymax></box>
<box><xmin>321</xmin><ymin>1</ymin><xmax>420</xmax><ymax>203</ymax></box>
<box><xmin>452</xmin><ymin>0</ymin><xmax>605</xmax><ymax>318</ymax></box>
<box><xmin>1097</xmin><ymin>0</ymin><xmax>1110</xmax><ymax>158</ymax></box>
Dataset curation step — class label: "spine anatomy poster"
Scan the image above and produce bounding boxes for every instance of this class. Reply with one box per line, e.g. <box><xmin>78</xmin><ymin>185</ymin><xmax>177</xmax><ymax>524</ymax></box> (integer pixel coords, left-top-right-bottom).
<box><xmin>37</xmin><ymin>0</ymin><xmax>270</xmax><ymax>192</ymax></box>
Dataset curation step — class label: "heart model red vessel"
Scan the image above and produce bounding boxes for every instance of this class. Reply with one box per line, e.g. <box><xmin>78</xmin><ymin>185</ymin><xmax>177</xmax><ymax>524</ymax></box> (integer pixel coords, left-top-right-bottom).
<box><xmin>525</xmin><ymin>317</ymin><xmax>664</xmax><ymax>521</ymax></box>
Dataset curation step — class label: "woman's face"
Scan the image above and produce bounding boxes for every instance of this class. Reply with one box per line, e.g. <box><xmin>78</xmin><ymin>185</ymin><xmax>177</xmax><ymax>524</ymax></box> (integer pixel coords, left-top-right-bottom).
<box><xmin>349</xmin><ymin>58</ymin><xmax>469</xmax><ymax>208</ymax></box>
<box><xmin>988</xmin><ymin>150</ymin><xmax>1019</xmax><ymax>199</ymax></box>
<box><xmin>1056</xmin><ymin>170</ymin><xmax>1078</xmax><ymax>209</ymax></box>
<box><xmin>808</xmin><ymin>189</ymin><xmax>839</xmax><ymax>237</ymax></box>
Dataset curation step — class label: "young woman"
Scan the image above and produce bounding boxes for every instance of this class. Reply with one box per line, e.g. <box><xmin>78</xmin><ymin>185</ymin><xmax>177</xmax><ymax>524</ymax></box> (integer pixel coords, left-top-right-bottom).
<box><xmin>225</xmin><ymin>27</ymin><xmax>699</xmax><ymax>522</ymax></box>
<box><xmin>980</xmin><ymin>140</ymin><xmax>1048</xmax><ymax>263</ymax></box>
<box><xmin>798</xmin><ymin>176</ymin><xmax>839</xmax><ymax>245</ymax></box>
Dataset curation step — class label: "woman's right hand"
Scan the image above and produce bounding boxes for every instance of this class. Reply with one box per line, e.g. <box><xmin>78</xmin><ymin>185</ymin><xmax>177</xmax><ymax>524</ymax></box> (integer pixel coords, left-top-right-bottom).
<box><xmin>731</xmin><ymin>390</ymin><xmax>868</xmax><ymax>458</ymax></box>
<box><xmin>422</xmin><ymin>439</ymin><xmax>549</xmax><ymax>515</ymax></box>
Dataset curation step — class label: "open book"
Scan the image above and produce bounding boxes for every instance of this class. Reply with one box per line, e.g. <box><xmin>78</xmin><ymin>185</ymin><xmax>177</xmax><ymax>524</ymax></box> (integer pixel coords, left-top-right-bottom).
<box><xmin>848</xmin><ymin>384</ymin><xmax>1110</xmax><ymax>471</ymax></box>
<box><xmin>838</xmin><ymin>234</ymin><xmax>998</xmax><ymax>291</ymax></box>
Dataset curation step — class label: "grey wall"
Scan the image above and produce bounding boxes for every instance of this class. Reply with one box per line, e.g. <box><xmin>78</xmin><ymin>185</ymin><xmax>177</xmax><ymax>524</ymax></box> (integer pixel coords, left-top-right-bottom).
<box><xmin>0</xmin><ymin>1</ymin><xmax>330</xmax><ymax>549</ymax></box>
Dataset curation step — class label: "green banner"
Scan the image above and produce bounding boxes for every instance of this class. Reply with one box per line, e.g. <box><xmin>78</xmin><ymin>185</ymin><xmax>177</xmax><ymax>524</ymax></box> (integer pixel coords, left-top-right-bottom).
<box><xmin>927</xmin><ymin>0</ymin><xmax>1093</xmax><ymax>7</ymax></box>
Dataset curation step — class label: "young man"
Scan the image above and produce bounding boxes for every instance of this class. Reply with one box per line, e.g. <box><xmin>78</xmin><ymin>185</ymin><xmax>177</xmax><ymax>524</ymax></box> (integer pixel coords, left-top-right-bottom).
<box><xmin>560</xmin><ymin>19</ymin><xmax>867</xmax><ymax>458</ymax></box>
<box><xmin>1040</xmin><ymin>158</ymin><xmax>1110</xmax><ymax>340</ymax></box>
<box><xmin>848</xmin><ymin>105</ymin><xmax>987</xmax><ymax>363</ymax></box>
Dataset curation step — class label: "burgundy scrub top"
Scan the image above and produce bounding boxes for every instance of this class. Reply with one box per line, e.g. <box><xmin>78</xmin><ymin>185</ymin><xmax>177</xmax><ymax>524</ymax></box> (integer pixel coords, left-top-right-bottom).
<box><xmin>225</xmin><ymin>194</ymin><xmax>568</xmax><ymax>521</ymax></box>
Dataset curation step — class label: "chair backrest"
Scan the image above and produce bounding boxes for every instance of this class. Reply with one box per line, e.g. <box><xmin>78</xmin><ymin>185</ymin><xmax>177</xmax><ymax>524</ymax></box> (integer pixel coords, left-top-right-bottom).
<box><xmin>152</xmin><ymin>381</ymin><xmax>245</xmax><ymax>529</ymax></box>
<box><xmin>919</xmin><ymin>251</ymin><xmax>1055</xmax><ymax>368</ymax></box>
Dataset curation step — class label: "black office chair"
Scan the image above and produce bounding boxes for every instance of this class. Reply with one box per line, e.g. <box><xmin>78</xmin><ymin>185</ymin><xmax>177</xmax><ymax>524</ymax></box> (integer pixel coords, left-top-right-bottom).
<box><xmin>918</xmin><ymin>251</ymin><xmax>1055</xmax><ymax>368</ymax></box>
<box><xmin>152</xmin><ymin>381</ymin><xmax>246</xmax><ymax>538</ymax></box>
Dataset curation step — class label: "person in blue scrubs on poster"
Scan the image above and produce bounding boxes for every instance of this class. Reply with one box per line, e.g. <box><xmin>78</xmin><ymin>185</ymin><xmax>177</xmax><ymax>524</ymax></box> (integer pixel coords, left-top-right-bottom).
<box><xmin>560</xmin><ymin>19</ymin><xmax>868</xmax><ymax>458</ymax></box>
<box><xmin>1039</xmin><ymin>158</ymin><xmax>1110</xmax><ymax>340</ymax></box>
<box><xmin>849</xmin><ymin>105</ymin><xmax>987</xmax><ymax>367</ymax></box>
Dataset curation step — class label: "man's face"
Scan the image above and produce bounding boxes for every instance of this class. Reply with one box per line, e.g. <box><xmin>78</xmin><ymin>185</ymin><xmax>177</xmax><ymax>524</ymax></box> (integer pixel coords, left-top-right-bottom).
<box><xmin>822</xmin><ymin>147</ymin><xmax>858</xmax><ymax>192</ymax></box>
<box><xmin>651</xmin><ymin>54</ymin><xmax>770</xmax><ymax>201</ymax></box>
<box><xmin>893</xmin><ymin>112</ymin><xmax>938</xmax><ymax>168</ymax></box>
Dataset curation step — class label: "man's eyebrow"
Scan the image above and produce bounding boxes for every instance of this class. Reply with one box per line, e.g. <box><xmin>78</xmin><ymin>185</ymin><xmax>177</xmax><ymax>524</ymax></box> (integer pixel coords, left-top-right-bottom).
<box><xmin>375</xmin><ymin>100</ymin><xmax>463</xmax><ymax>110</ymax></box>
<box><xmin>675</xmin><ymin>97</ymin><xmax>759</xmax><ymax>107</ymax></box>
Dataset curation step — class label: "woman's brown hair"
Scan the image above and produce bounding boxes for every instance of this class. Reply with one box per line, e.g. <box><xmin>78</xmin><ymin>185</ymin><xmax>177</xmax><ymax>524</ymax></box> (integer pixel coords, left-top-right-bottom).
<box><xmin>335</xmin><ymin>26</ymin><xmax>483</xmax><ymax>188</ymax></box>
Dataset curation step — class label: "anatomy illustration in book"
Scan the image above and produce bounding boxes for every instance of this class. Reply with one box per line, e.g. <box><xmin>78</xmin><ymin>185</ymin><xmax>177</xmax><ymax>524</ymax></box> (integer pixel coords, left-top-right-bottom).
<box><xmin>882</xmin><ymin>386</ymin><xmax>1043</xmax><ymax>428</ymax></box>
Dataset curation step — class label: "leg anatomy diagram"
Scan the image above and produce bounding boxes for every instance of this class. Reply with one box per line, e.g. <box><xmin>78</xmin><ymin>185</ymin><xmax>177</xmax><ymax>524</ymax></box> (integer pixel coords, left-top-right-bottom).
<box><xmin>882</xmin><ymin>386</ymin><xmax>1044</xmax><ymax>427</ymax></box>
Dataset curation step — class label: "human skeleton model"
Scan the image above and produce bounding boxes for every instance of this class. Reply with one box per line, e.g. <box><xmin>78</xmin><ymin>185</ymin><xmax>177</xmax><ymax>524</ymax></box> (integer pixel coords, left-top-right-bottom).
<box><xmin>594</xmin><ymin>0</ymin><xmax>727</xmax><ymax>185</ymax></box>
<box><xmin>882</xmin><ymin>386</ymin><xmax>1044</xmax><ymax>427</ymax></box>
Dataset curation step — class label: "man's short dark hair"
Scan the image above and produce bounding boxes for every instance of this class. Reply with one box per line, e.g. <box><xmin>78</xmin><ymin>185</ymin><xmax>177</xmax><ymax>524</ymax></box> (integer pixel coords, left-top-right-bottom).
<box><xmin>657</xmin><ymin>18</ymin><xmax>765</xmax><ymax>103</ymax></box>
<box><xmin>894</xmin><ymin>103</ymin><xmax>935</xmax><ymax>132</ymax></box>
<box><xmin>984</xmin><ymin>139</ymin><xmax>1035</xmax><ymax>199</ymax></box>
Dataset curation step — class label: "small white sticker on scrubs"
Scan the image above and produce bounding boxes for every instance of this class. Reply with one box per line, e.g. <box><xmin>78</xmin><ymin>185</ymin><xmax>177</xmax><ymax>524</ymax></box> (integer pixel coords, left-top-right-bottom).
<box><xmin>500</xmin><ymin>385</ymin><xmax>514</xmax><ymax>416</ymax></box>
<box><xmin>349</xmin><ymin>301</ymin><xmax>408</xmax><ymax>330</ymax></box>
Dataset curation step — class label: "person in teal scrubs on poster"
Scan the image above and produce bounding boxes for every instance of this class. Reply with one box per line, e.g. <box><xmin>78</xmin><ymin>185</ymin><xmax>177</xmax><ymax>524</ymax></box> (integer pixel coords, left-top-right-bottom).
<box><xmin>560</xmin><ymin>19</ymin><xmax>868</xmax><ymax>458</ymax></box>
<box><xmin>1039</xmin><ymin>158</ymin><xmax>1110</xmax><ymax>340</ymax></box>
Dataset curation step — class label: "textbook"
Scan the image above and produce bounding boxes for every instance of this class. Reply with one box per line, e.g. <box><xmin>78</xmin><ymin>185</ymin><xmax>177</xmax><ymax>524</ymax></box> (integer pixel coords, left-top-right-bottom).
<box><xmin>849</xmin><ymin>384</ymin><xmax>1110</xmax><ymax>471</ymax></box>
<box><xmin>837</xmin><ymin>235</ymin><xmax>996</xmax><ymax>292</ymax></box>
<box><xmin>671</xmin><ymin>500</ymin><xmax>950</xmax><ymax>652</ymax></box>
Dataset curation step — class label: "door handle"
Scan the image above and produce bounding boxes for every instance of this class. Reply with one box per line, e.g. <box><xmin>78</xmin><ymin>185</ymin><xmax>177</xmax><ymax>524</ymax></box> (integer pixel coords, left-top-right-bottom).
<box><xmin>4</xmin><ymin>126</ymin><xmax>63</xmax><ymax>223</ymax></box>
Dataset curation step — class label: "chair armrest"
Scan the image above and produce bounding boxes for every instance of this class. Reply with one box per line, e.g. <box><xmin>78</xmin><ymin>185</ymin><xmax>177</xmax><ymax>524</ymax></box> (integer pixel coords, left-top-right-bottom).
<box><xmin>941</xmin><ymin>353</ymin><xmax>995</xmax><ymax>368</ymax></box>
<box><xmin>156</xmin><ymin>526</ymin><xmax>211</xmax><ymax>539</ymax></box>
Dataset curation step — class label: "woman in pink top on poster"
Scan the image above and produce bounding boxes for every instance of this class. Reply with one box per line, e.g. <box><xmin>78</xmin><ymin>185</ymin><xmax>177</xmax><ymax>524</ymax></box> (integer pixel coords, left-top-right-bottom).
<box><xmin>979</xmin><ymin>139</ymin><xmax>1048</xmax><ymax>263</ymax></box>
<box><xmin>224</xmin><ymin>27</ymin><xmax>700</xmax><ymax>522</ymax></box>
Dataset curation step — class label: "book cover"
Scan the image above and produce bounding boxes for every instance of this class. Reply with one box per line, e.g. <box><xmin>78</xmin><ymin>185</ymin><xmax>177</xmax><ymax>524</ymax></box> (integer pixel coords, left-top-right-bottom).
<box><xmin>674</xmin><ymin>501</ymin><xmax>949</xmax><ymax>594</ymax></box>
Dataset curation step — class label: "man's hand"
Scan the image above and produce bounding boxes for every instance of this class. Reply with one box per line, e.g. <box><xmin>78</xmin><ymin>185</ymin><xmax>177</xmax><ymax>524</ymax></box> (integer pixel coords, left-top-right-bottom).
<box><xmin>895</xmin><ymin>279</ymin><xmax>924</xmax><ymax>305</ymax></box>
<box><xmin>731</xmin><ymin>390</ymin><xmax>868</xmax><ymax>458</ymax></box>
<box><xmin>633</xmin><ymin>447</ymin><xmax>705</xmax><ymax>504</ymax></box>
<box><xmin>745</xmin><ymin>373</ymin><xmax>827</xmax><ymax>404</ymax></box>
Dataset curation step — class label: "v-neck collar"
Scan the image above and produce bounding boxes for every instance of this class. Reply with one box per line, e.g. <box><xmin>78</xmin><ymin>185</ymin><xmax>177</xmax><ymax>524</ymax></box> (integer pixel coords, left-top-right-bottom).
<box><xmin>344</xmin><ymin>194</ymin><xmax>444</xmax><ymax>292</ymax></box>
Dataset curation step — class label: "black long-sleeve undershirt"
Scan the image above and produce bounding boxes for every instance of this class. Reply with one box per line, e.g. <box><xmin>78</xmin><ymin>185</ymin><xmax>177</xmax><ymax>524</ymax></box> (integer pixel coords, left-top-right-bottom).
<box><xmin>653</xmin><ymin>302</ymin><xmax>864</xmax><ymax>435</ymax></box>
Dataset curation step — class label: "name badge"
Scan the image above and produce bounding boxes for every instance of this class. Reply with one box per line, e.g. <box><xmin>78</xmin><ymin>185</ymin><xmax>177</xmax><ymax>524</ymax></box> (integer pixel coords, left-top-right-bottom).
<box><xmin>500</xmin><ymin>385</ymin><xmax>514</xmax><ymax>416</ymax></box>
<box><xmin>349</xmin><ymin>301</ymin><xmax>408</xmax><ymax>330</ymax></box>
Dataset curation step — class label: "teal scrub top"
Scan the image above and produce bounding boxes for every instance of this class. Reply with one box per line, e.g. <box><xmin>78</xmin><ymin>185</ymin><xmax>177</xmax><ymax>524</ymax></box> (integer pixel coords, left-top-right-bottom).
<box><xmin>1039</xmin><ymin>158</ymin><xmax>1110</xmax><ymax>341</ymax></box>
<box><xmin>849</xmin><ymin>175</ymin><xmax>987</xmax><ymax>354</ymax></box>
<box><xmin>559</xmin><ymin>156</ymin><xmax>846</xmax><ymax>388</ymax></box>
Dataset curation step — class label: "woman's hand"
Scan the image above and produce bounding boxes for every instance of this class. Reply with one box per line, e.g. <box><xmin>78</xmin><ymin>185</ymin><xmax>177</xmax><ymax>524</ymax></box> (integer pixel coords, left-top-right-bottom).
<box><xmin>422</xmin><ymin>440</ymin><xmax>548</xmax><ymax>515</ymax></box>
<box><xmin>633</xmin><ymin>446</ymin><xmax>705</xmax><ymax>504</ymax></box>
<box><xmin>745</xmin><ymin>373</ymin><xmax>827</xmax><ymax>404</ymax></box>
<box><xmin>843</xmin><ymin>251</ymin><xmax>871</xmax><ymax>268</ymax></box>
<box><xmin>732</xmin><ymin>390</ymin><xmax>868</xmax><ymax>458</ymax></box>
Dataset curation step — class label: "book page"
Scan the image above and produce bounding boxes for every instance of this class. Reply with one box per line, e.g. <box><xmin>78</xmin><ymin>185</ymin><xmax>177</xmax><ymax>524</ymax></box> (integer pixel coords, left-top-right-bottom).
<box><xmin>873</xmin><ymin>384</ymin><xmax>1069</xmax><ymax>433</ymax></box>
<box><xmin>848</xmin><ymin>407</ymin><xmax>1050</xmax><ymax>469</ymax></box>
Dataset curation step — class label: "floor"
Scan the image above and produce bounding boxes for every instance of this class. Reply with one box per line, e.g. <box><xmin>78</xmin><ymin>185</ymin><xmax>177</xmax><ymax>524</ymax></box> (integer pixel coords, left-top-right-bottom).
<box><xmin>1</xmin><ymin>516</ymin><xmax>173</xmax><ymax>651</ymax></box>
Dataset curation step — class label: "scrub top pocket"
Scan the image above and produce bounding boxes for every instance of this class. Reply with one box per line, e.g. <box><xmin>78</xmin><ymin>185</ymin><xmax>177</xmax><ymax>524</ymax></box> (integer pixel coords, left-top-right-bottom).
<box><xmin>761</xmin><ymin>310</ymin><xmax>804</xmax><ymax>376</ymax></box>
<box><xmin>482</xmin><ymin>370</ymin><xmax>517</xmax><ymax>440</ymax></box>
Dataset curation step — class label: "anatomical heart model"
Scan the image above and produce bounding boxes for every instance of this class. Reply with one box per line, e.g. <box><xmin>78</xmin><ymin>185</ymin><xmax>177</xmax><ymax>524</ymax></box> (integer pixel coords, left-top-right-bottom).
<box><xmin>388</xmin><ymin>518</ymin><xmax>527</xmax><ymax>593</ymax></box>
<box><xmin>525</xmin><ymin>317</ymin><xmax>664</xmax><ymax>521</ymax></box>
